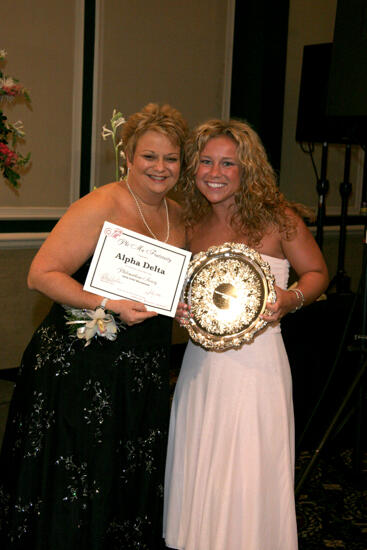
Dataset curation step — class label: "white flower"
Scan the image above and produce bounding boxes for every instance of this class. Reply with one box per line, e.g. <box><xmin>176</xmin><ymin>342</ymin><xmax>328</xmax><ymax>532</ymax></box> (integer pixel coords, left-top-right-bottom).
<box><xmin>65</xmin><ymin>306</ymin><xmax>122</xmax><ymax>347</ymax></box>
<box><xmin>111</xmin><ymin>109</ymin><xmax>125</xmax><ymax>129</ymax></box>
<box><xmin>0</xmin><ymin>77</ymin><xmax>15</xmax><ymax>88</ymax></box>
<box><xmin>0</xmin><ymin>49</ymin><xmax>7</xmax><ymax>60</ymax></box>
<box><xmin>112</xmin><ymin>117</ymin><xmax>125</xmax><ymax>130</ymax></box>
<box><xmin>12</xmin><ymin>120</ymin><xmax>24</xmax><ymax>130</ymax></box>
<box><xmin>101</xmin><ymin>108</ymin><xmax>126</xmax><ymax>182</ymax></box>
<box><xmin>8</xmin><ymin>120</ymin><xmax>25</xmax><ymax>138</ymax></box>
<box><xmin>101</xmin><ymin>124</ymin><xmax>113</xmax><ymax>140</ymax></box>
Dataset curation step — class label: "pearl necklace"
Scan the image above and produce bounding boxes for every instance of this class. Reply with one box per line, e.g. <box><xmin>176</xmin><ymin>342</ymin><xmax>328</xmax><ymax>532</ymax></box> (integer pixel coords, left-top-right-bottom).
<box><xmin>126</xmin><ymin>180</ymin><xmax>170</xmax><ymax>243</ymax></box>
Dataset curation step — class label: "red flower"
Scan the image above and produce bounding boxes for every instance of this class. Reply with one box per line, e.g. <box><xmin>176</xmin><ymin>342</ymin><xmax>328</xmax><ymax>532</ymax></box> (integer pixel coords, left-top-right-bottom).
<box><xmin>0</xmin><ymin>142</ymin><xmax>18</xmax><ymax>166</ymax></box>
<box><xmin>1</xmin><ymin>84</ymin><xmax>23</xmax><ymax>96</ymax></box>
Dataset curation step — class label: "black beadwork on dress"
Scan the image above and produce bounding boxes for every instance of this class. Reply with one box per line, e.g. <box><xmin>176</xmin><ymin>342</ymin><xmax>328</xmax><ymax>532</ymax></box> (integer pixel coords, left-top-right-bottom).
<box><xmin>0</xmin><ymin>262</ymin><xmax>171</xmax><ymax>549</ymax></box>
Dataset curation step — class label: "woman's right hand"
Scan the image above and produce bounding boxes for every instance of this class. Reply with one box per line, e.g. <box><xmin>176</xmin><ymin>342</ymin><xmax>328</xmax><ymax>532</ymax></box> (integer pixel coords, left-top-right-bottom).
<box><xmin>175</xmin><ymin>301</ymin><xmax>191</xmax><ymax>326</ymax></box>
<box><xmin>107</xmin><ymin>299</ymin><xmax>157</xmax><ymax>326</ymax></box>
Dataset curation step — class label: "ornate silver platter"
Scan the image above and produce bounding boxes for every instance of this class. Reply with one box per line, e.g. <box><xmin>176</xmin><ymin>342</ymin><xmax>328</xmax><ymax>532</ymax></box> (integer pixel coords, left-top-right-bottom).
<box><xmin>182</xmin><ymin>242</ymin><xmax>276</xmax><ymax>351</ymax></box>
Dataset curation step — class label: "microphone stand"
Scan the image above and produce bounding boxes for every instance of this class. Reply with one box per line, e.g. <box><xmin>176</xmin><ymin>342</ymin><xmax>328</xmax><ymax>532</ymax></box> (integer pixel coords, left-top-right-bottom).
<box><xmin>315</xmin><ymin>142</ymin><xmax>329</xmax><ymax>249</ymax></box>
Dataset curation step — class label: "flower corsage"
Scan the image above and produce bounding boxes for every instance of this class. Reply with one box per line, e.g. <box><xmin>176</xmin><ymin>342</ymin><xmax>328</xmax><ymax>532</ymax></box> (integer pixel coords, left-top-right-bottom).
<box><xmin>64</xmin><ymin>304</ymin><xmax>125</xmax><ymax>347</ymax></box>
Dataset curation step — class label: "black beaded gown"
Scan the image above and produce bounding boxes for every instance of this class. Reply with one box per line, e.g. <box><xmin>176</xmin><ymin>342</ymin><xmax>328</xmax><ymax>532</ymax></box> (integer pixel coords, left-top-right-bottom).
<box><xmin>0</xmin><ymin>263</ymin><xmax>172</xmax><ymax>550</ymax></box>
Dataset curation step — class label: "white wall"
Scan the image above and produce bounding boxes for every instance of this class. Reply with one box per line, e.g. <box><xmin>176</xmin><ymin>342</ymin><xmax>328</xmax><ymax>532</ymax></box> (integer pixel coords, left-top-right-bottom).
<box><xmin>92</xmin><ymin>0</ymin><xmax>234</xmax><ymax>189</ymax></box>
<box><xmin>0</xmin><ymin>0</ymin><xmax>83</xmax><ymax>217</ymax></box>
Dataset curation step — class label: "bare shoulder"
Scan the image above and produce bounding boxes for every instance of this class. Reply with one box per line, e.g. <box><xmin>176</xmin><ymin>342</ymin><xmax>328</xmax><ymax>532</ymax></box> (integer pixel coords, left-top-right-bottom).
<box><xmin>281</xmin><ymin>207</ymin><xmax>327</xmax><ymax>274</ymax></box>
<box><xmin>167</xmin><ymin>197</ymin><xmax>184</xmax><ymax>225</ymax></box>
<box><xmin>167</xmin><ymin>197</ymin><xmax>183</xmax><ymax>214</ymax></box>
<box><xmin>60</xmin><ymin>182</ymin><xmax>124</xmax><ymax>226</ymax></box>
<box><xmin>39</xmin><ymin>183</ymin><xmax>123</xmax><ymax>257</ymax></box>
<box><xmin>284</xmin><ymin>206</ymin><xmax>304</xmax><ymax>225</ymax></box>
<box><xmin>166</xmin><ymin>198</ymin><xmax>186</xmax><ymax>247</ymax></box>
<box><xmin>72</xmin><ymin>181</ymin><xmax>121</xmax><ymax>211</ymax></box>
<box><xmin>282</xmin><ymin>206</ymin><xmax>313</xmax><ymax>241</ymax></box>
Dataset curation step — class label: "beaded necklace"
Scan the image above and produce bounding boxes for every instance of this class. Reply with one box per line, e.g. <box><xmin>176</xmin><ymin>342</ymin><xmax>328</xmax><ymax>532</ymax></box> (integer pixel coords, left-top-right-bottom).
<box><xmin>126</xmin><ymin>180</ymin><xmax>170</xmax><ymax>243</ymax></box>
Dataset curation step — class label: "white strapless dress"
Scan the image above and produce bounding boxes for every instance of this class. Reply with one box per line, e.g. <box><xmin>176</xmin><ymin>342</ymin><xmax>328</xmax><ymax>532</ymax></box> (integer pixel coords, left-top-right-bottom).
<box><xmin>163</xmin><ymin>254</ymin><xmax>298</xmax><ymax>550</ymax></box>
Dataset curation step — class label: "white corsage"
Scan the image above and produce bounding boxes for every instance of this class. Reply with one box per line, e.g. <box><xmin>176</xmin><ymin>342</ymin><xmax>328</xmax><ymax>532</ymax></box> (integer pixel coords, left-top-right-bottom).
<box><xmin>64</xmin><ymin>306</ymin><xmax>124</xmax><ymax>347</ymax></box>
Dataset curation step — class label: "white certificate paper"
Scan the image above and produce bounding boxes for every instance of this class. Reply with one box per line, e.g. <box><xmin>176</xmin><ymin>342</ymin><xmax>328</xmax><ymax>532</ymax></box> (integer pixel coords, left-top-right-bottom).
<box><xmin>83</xmin><ymin>221</ymin><xmax>191</xmax><ymax>317</ymax></box>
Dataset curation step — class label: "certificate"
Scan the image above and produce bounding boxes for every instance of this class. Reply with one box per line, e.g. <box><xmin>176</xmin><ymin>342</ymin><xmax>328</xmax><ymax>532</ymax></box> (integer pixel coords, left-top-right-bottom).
<box><xmin>83</xmin><ymin>221</ymin><xmax>192</xmax><ymax>317</ymax></box>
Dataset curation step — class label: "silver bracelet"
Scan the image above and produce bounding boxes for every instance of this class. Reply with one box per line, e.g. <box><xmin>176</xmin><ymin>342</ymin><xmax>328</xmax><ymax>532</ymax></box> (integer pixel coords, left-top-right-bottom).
<box><xmin>96</xmin><ymin>297</ymin><xmax>108</xmax><ymax>311</ymax></box>
<box><xmin>289</xmin><ymin>288</ymin><xmax>305</xmax><ymax>312</ymax></box>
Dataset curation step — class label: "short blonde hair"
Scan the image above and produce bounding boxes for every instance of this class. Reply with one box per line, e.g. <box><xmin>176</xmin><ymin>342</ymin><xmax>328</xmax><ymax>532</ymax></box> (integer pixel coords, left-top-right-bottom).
<box><xmin>121</xmin><ymin>103</ymin><xmax>188</xmax><ymax>164</ymax></box>
<box><xmin>183</xmin><ymin>119</ymin><xmax>312</xmax><ymax>245</ymax></box>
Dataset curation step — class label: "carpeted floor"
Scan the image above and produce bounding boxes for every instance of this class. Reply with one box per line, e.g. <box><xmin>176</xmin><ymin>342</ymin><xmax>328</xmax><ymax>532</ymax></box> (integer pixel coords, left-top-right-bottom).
<box><xmin>1</xmin><ymin>364</ymin><xmax>366</xmax><ymax>549</ymax></box>
<box><xmin>296</xmin><ymin>448</ymin><xmax>367</xmax><ymax>549</ymax></box>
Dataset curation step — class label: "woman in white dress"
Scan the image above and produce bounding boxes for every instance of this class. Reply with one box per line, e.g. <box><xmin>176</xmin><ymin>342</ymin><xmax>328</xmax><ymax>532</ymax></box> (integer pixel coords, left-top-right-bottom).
<box><xmin>163</xmin><ymin>119</ymin><xmax>329</xmax><ymax>550</ymax></box>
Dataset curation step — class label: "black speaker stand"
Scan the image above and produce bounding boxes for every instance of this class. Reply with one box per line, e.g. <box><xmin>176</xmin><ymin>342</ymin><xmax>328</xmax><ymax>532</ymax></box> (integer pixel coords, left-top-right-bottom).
<box><xmin>328</xmin><ymin>143</ymin><xmax>353</xmax><ymax>293</ymax></box>
<box><xmin>295</xmin><ymin>222</ymin><xmax>367</xmax><ymax>497</ymax></box>
<box><xmin>315</xmin><ymin>142</ymin><xmax>330</xmax><ymax>249</ymax></box>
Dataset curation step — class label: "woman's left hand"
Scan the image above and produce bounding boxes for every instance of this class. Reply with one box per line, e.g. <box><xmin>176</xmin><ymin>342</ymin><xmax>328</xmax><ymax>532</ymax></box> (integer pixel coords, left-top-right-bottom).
<box><xmin>175</xmin><ymin>301</ymin><xmax>191</xmax><ymax>326</ymax></box>
<box><xmin>260</xmin><ymin>285</ymin><xmax>299</xmax><ymax>322</ymax></box>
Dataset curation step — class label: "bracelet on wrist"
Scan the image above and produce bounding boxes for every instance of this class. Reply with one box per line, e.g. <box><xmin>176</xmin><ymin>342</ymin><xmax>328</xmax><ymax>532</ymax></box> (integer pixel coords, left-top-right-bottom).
<box><xmin>95</xmin><ymin>297</ymin><xmax>108</xmax><ymax>311</ymax></box>
<box><xmin>289</xmin><ymin>288</ymin><xmax>305</xmax><ymax>313</ymax></box>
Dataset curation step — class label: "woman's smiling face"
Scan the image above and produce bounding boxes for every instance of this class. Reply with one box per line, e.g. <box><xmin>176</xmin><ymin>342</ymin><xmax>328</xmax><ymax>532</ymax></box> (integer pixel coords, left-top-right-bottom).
<box><xmin>195</xmin><ymin>135</ymin><xmax>242</xmax><ymax>208</ymax></box>
<box><xmin>127</xmin><ymin>130</ymin><xmax>181</xmax><ymax>198</ymax></box>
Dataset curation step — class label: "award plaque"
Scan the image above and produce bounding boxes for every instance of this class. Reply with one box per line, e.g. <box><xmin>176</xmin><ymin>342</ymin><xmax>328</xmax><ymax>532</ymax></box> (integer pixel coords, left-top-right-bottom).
<box><xmin>182</xmin><ymin>242</ymin><xmax>276</xmax><ymax>351</ymax></box>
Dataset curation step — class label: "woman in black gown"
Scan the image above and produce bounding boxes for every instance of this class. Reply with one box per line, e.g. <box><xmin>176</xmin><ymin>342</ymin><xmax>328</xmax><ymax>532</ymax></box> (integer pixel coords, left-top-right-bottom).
<box><xmin>0</xmin><ymin>103</ymin><xmax>188</xmax><ymax>549</ymax></box>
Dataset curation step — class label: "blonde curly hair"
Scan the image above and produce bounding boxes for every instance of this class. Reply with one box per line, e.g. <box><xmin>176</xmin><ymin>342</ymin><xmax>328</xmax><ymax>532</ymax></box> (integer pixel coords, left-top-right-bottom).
<box><xmin>182</xmin><ymin>118</ymin><xmax>312</xmax><ymax>246</ymax></box>
<box><xmin>120</xmin><ymin>103</ymin><xmax>188</xmax><ymax>168</ymax></box>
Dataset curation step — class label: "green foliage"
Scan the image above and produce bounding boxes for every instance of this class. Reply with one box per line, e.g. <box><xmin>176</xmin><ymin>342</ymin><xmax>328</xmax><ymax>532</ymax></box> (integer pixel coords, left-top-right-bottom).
<box><xmin>0</xmin><ymin>49</ymin><xmax>31</xmax><ymax>189</ymax></box>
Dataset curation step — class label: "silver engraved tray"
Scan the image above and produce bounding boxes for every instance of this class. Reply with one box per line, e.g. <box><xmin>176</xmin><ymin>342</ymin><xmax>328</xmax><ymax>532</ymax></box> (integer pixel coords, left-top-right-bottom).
<box><xmin>182</xmin><ymin>242</ymin><xmax>276</xmax><ymax>351</ymax></box>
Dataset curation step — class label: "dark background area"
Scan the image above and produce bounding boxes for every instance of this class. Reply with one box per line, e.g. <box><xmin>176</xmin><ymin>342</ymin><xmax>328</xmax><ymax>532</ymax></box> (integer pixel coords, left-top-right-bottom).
<box><xmin>230</xmin><ymin>0</ymin><xmax>290</xmax><ymax>174</ymax></box>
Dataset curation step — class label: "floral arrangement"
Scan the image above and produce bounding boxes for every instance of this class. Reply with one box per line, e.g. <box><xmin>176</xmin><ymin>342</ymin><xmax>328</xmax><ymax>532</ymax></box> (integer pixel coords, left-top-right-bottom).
<box><xmin>64</xmin><ymin>305</ymin><xmax>125</xmax><ymax>347</ymax></box>
<box><xmin>0</xmin><ymin>49</ymin><xmax>31</xmax><ymax>189</ymax></box>
<box><xmin>101</xmin><ymin>109</ymin><xmax>126</xmax><ymax>181</ymax></box>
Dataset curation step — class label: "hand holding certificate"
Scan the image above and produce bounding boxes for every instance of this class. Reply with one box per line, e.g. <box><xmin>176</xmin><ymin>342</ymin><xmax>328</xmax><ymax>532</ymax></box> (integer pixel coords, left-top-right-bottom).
<box><xmin>83</xmin><ymin>221</ymin><xmax>192</xmax><ymax>317</ymax></box>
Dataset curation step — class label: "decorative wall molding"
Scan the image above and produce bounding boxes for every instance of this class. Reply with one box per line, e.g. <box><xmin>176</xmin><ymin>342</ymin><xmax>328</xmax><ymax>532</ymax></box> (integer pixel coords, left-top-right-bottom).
<box><xmin>0</xmin><ymin>232</ymin><xmax>48</xmax><ymax>249</ymax></box>
<box><xmin>323</xmin><ymin>225</ymin><xmax>365</xmax><ymax>235</ymax></box>
<box><xmin>1</xmin><ymin>225</ymin><xmax>363</xmax><ymax>250</ymax></box>
<box><xmin>0</xmin><ymin>207</ymin><xmax>67</xmax><ymax>220</ymax></box>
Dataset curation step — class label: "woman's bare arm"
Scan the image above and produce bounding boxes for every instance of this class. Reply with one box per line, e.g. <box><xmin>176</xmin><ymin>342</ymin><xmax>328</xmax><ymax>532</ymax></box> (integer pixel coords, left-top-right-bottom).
<box><xmin>263</xmin><ymin>212</ymin><xmax>329</xmax><ymax>321</ymax></box>
<box><xmin>28</xmin><ymin>187</ymin><xmax>157</xmax><ymax>325</ymax></box>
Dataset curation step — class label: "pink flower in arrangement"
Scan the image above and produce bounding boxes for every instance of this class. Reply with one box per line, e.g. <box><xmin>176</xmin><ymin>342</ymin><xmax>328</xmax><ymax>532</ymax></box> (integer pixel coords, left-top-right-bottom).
<box><xmin>0</xmin><ymin>50</ymin><xmax>31</xmax><ymax>188</ymax></box>
<box><xmin>2</xmin><ymin>86</ymin><xmax>17</xmax><ymax>96</ymax></box>
<box><xmin>0</xmin><ymin>78</ymin><xmax>25</xmax><ymax>98</ymax></box>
